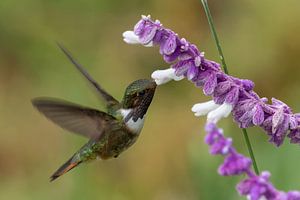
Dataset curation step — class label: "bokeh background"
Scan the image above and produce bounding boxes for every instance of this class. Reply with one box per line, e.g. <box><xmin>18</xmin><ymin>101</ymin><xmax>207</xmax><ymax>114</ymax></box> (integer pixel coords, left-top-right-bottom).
<box><xmin>1</xmin><ymin>0</ymin><xmax>300</xmax><ymax>199</ymax></box>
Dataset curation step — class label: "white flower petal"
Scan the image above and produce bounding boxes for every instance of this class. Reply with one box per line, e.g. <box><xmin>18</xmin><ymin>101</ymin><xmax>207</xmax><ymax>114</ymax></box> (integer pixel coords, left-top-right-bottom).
<box><xmin>191</xmin><ymin>100</ymin><xmax>220</xmax><ymax>117</ymax></box>
<box><xmin>207</xmin><ymin>103</ymin><xmax>233</xmax><ymax>123</ymax></box>
<box><xmin>123</xmin><ymin>31</ymin><xmax>154</xmax><ymax>47</ymax></box>
<box><xmin>142</xmin><ymin>14</ymin><xmax>151</xmax><ymax>20</ymax></box>
<box><xmin>122</xmin><ymin>31</ymin><xmax>140</xmax><ymax>44</ymax></box>
<box><xmin>151</xmin><ymin>68</ymin><xmax>184</xmax><ymax>85</ymax></box>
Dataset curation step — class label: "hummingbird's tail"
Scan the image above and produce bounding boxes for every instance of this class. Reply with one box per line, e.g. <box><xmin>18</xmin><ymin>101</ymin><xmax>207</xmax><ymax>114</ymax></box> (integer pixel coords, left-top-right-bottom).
<box><xmin>50</xmin><ymin>155</ymin><xmax>82</xmax><ymax>182</ymax></box>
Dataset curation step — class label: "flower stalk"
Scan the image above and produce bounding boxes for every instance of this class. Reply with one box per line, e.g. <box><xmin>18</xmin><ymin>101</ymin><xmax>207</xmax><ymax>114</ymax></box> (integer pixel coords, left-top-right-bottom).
<box><xmin>205</xmin><ymin>123</ymin><xmax>300</xmax><ymax>200</ymax></box>
<box><xmin>200</xmin><ymin>0</ymin><xmax>259</xmax><ymax>175</ymax></box>
<box><xmin>200</xmin><ymin>0</ymin><xmax>228</xmax><ymax>74</ymax></box>
<box><xmin>123</xmin><ymin>13</ymin><xmax>300</xmax><ymax>199</ymax></box>
<box><xmin>123</xmin><ymin>15</ymin><xmax>300</xmax><ymax>147</ymax></box>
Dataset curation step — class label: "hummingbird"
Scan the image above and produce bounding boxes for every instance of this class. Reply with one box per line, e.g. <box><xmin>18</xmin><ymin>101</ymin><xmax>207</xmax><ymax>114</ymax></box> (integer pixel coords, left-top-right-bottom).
<box><xmin>32</xmin><ymin>44</ymin><xmax>156</xmax><ymax>181</ymax></box>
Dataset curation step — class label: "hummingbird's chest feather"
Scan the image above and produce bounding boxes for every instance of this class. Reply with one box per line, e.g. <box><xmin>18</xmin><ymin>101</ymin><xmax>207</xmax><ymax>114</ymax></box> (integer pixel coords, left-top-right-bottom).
<box><xmin>97</xmin><ymin>108</ymin><xmax>145</xmax><ymax>159</ymax></box>
<box><xmin>119</xmin><ymin>108</ymin><xmax>145</xmax><ymax>133</ymax></box>
<box><xmin>99</xmin><ymin>128</ymin><xmax>139</xmax><ymax>159</ymax></box>
<box><xmin>81</xmin><ymin>108</ymin><xmax>146</xmax><ymax>160</ymax></box>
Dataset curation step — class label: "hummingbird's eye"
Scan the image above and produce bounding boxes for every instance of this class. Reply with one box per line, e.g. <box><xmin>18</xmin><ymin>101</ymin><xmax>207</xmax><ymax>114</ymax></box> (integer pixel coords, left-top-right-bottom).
<box><xmin>138</xmin><ymin>90</ymin><xmax>146</xmax><ymax>96</ymax></box>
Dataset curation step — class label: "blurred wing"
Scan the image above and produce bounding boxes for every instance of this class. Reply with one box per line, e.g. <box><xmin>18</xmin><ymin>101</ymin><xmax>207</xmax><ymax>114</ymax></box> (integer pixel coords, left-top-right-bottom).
<box><xmin>32</xmin><ymin>97</ymin><xmax>118</xmax><ymax>139</ymax></box>
<box><xmin>56</xmin><ymin>43</ymin><xmax>119</xmax><ymax>107</ymax></box>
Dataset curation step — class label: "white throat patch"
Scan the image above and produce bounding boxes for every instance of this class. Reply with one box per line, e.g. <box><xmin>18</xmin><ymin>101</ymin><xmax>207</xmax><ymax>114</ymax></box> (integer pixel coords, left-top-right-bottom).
<box><xmin>119</xmin><ymin>109</ymin><xmax>145</xmax><ymax>134</ymax></box>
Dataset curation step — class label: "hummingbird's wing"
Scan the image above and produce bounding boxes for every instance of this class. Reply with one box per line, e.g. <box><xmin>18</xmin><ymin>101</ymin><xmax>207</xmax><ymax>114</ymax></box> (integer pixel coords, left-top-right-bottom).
<box><xmin>32</xmin><ymin>97</ymin><xmax>120</xmax><ymax>139</ymax></box>
<box><xmin>57</xmin><ymin>43</ymin><xmax>119</xmax><ymax>108</ymax></box>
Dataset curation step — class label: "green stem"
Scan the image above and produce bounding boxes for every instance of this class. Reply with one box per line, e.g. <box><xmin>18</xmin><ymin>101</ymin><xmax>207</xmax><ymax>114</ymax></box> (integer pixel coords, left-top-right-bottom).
<box><xmin>200</xmin><ymin>0</ymin><xmax>259</xmax><ymax>175</ymax></box>
<box><xmin>242</xmin><ymin>129</ymin><xmax>259</xmax><ymax>175</ymax></box>
<box><xmin>201</xmin><ymin>0</ymin><xmax>229</xmax><ymax>74</ymax></box>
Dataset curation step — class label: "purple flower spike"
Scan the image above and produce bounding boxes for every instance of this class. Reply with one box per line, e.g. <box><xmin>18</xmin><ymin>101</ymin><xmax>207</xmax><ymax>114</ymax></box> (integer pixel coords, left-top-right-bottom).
<box><xmin>123</xmin><ymin>16</ymin><xmax>300</xmax><ymax>200</ymax></box>
<box><xmin>210</xmin><ymin>137</ymin><xmax>232</xmax><ymax>155</ymax></box>
<box><xmin>204</xmin><ymin>124</ymin><xmax>221</xmax><ymax>145</ymax></box>
<box><xmin>218</xmin><ymin>150</ymin><xmax>252</xmax><ymax>176</ymax></box>
<box><xmin>203</xmin><ymin>122</ymin><xmax>300</xmax><ymax>199</ymax></box>
<box><xmin>124</xmin><ymin>15</ymin><xmax>300</xmax><ymax>146</ymax></box>
<box><xmin>132</xmin><ymin>16</ymin><xmax>299</xmax><ymax>146</ymax></box>
<box><xmin>237</xmin><ymin>171</ymin><xmax>278</xmax><ymax>200</ymax></box>
<box><xmin>205</xmin><ymin>122</ymin><xmax>217</xmax><ymax>133</ymax></box>
<box><xmin>204</xmin><ymin>123</ymin><xmax>232</xmax><ymax>155</ymax></box>
<box><xmin>125</xmin><ymin>14</ymin><xmax>300</xmax><ymax>200</ymax></box>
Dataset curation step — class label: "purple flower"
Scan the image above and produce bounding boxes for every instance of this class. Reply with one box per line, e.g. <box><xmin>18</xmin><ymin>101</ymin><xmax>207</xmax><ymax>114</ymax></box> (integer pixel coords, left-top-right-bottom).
<box><xmin>123</xmin><ymin>16</ymin><xmax>300</xmax><ymax>146</ymax></box>
<box><xmin>286</xmin><ymin>191</ymin><xmax>300</xmax><ymax>200</ymax></box>
<box><xmin>218</xmin><ymin>150</ymin><xmax>251</xmax><ymax>176</ymax></box>
<box><xmin>224</xmin><ymin>86</ymin><xmax>240</xmax><ymax>105</ymax></box>
<box><xmin>204</xmin><ymin>123</ymin><xmax>232</xmax><ymax>155</ymax></box>
<box><xmin>210</xmin><ymin>137</ymin><xmax>232</xmax><ymax>155</ymax></box>
<box><xmin>203</xmin><ymin>72</ymin><xmax>217</xmax><ymax>95</ymax></box>
<box><xmin>172</xmin><ymin>59</ymin><xmax>195</xmax><ymax>76</ymax></box>
<box><xmin>204</xmin><ymin>122</ymin><xmax>300</xmax><ymax>199</ymax></box>
<box><xmin>133</xmin><ymin>17</ymin><xmax>147</xmax><ymax>35</ymax></box>
<box><xmin>237</xmin><ymin>171</ymin><xmax>278</xmax><ymax>200</ymax></box>
<box><xmin>163</xmin><ymin>47</ymin><xmax>181</xmax><ymax>63</ymax></box>
<box><xmin>238</xmin><ymin>106</ymin><xmax>256</xmax><ymax>128</ymax></box>
<box><xmin>289</xmin><ymin>115</ymin><xmax>298</xmax><ymax>130</ymax></box>
<box><xmin>187</xmin><ymin>65</ymin><xmax>199</xmax><ymax>80</ymax></box>
<box><xmin>135</xmin><ymin>17</ymin><xmax>159</xmax><ymax>45</ymax></box>
<box><xmin>270</xmin><ymin>114</ymin><xmax>290</xmax><ymax>146</ymax></box>
<box><xmin>194</xmin><ymin>69</ymin><xmax>212</xmax><ymax>87</ymax></box>
<box><xmin>241</xmin><ymin>79</ymin><xmax>255</xmax><ymax>91</ymax></box>
<box><xmin>272</xmin><ymin>107</ymin><xmax>285</xmax><ymax>134</ymax></box>
<box><xmin>253</xmin><ymin>104</ymin><xmax>265</xmax><ymax>126</ymax></box>
<box><xmin>213</xmin><ymin>80</ymin><xmax>232</xmax><ymax>97</ymax></box>
<box><xmin>124</xmin><ymin>15</ymin><xmax>300</xmax><ymax>200</ymax></box>
<box><xmin>161</xmin><ymin>33</ymin><xmax>177</xmax><ymax>55</ymax></box>
<box><xmin>288</xmin><ymin>128</ymin><xmax>300</xmax><ymax>144</ymax></box>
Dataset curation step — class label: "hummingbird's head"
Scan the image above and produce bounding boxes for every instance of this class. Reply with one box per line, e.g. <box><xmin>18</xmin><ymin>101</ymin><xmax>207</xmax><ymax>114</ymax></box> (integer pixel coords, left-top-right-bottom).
<box><xmin>122</xmin><ymin>79</ymin><xmax>156</xmax><ymax>121</ymax></box>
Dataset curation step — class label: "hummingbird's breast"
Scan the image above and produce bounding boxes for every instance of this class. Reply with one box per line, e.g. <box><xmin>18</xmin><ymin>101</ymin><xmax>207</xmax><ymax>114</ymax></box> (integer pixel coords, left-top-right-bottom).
<box><xmin>119</xmin><ymin>108</ymin><xmax>145</xmax><ymax>134</ymax></box>
<box><xmin>97</xmin><ymin>108</ymin><xmax>146</xmax><ymax>159</ymax></box>
<box><xmin>98</xmin><ymin>127</ymin><xmax>139</xmax><ymax>159</ymax></box>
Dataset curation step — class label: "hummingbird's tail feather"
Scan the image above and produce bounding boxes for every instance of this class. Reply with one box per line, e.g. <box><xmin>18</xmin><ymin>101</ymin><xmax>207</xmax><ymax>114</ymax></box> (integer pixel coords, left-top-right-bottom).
<box><xmin>50</xmin><ymin>156</ymin><xmax>82</xmax><ymax>182</ymax></box>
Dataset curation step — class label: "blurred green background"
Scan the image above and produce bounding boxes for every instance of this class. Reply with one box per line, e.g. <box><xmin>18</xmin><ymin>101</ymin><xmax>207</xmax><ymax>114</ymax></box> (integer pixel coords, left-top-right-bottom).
<box><xmin>1</xmin><ymin>0</ymin><xmax>300</xmax><ymax>199</ymax></box>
